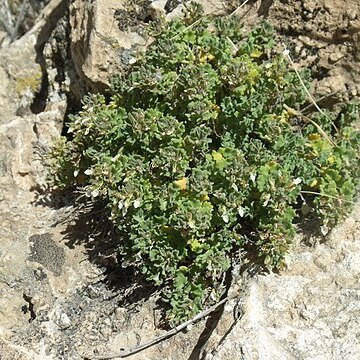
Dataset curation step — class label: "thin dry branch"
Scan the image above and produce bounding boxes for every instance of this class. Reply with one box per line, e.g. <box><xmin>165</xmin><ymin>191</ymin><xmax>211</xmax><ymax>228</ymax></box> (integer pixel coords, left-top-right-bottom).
<box><xmin>82</xmin><ymin>291</ymin><xmax>240</xmax><ymax>360</ymax></box>
<box><xmin>301</xmin><ymin>190</ymin><xmax>355</xmax><ymax>205</ymax></box>
<box><xmin>282</xmin><ymin>45</ymin><xmax>339</xmax><ymax>134</ymax></box>
<box><xmin>228</xmin><ymin>0</ymin><xmax>252</xmax><ymax>17</ymax></box>
<box><xmin>300</xmin><ymin>90</ymin><xmax>340</xmax><ymax>113</ymax></box>
<box><xmin>283</xmin><ymin>104</ymin><xmax>335</xmax><ymax>146</ymax></box>
<box><xmin>10</xmin><ymin>0</ymin><xmax>28</xmax><ymax>41</ymax></box>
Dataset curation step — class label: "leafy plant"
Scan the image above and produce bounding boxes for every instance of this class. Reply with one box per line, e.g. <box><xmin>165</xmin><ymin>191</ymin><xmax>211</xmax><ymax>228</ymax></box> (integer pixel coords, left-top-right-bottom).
<box><xmin>47</xmin><ymin>5</ymin><xmax>360</xmax><ymax>324</ymax></box>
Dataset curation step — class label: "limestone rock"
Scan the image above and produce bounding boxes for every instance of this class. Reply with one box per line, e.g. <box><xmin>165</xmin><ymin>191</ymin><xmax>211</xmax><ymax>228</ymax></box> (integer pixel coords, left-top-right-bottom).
<box><xmin>314</xmin><ymin>69</ymin><xmax>348</xmax><ymax>98</ymax></box>
<box><xmin>212</xmin><ymin>207</ymin><xmax>360</xmax><ymax>360</ymax></box>
<box><xmin>0</xmin><ymin>0</ymin><xmax>69</xmax><ymax>194</ymax></box>
<box><xmin>69</xmin><ymin>0</ymin><xmax>147</xmax><ymax>92</ymax></box>
<box><xmin>68</xmin><ymin>0</ymin><xmax>228</xmax><ymax>92</ymax></box>
<box><xmin>0</xmin><ymin>33</ymin><xmax>41</xmax><ymax>117</ymax></box>
<box><xmin>0</xmin><ymin>116</ymin><xmax>37</xmax><ymax>192</ymax></box>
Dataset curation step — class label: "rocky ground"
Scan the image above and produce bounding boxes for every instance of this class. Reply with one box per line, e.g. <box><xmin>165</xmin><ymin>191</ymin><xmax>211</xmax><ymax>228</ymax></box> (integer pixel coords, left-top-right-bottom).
<box><xmin>0</xmin><ymin>1</ymin><xmax>360</xmax><ymax>359</ymax></box>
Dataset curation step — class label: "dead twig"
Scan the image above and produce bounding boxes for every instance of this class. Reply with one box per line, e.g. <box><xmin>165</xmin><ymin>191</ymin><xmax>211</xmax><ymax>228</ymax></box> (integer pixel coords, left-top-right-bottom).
<box><xmin>300</xmin><ymin>90</ymin><xmax>340</xmax><ymax>113</ymax></box>
<box><xmin>282</xmin><ymin>45</ymin><xmax>339</xmax><ymax>134</ymax></box>
<box><xmin>82</xmin><ymin>291</ymin><xmax>240</xmax><ymax>360</ymax></box>
<box><xmin>301</xmin><ymin>190</ymin><xmax>355</xmax><ymax>205</ymax></box>
<box><xmin>283</xmin><ymin>104</ymin><xmax>335</xmax><ymax>146</ymax></box>
<box><xmin>228</xmin><ymin>0</ymin><xmax>252</xmax><ymax>17</ymax></box>
<box><xmin>10</xmin><ymin>0</ymin><xmax>28</xmax><ymax>41</ymax></box>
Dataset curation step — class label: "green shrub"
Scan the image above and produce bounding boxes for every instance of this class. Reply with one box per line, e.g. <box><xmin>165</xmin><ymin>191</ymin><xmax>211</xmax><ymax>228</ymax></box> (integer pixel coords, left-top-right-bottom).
<box><xmin>48</xmin><ymin>6</ymin><xmax>360</xmax><ymax>324</ymax></box>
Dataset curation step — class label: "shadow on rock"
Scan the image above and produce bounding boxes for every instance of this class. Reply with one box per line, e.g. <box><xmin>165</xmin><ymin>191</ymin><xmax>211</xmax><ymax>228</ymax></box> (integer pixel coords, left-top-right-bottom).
<box><xmin>41</xmin><ymin>189</ymin><xmax>159</xmax><ymax>308</ymax></box>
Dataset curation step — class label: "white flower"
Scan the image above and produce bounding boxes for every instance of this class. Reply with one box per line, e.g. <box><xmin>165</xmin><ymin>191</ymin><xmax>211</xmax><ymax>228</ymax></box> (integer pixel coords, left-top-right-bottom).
<box><xmin>282</xmin><ymin>47</ymin><xmax>290</xmax><ymax>57</ymax></box>
<box><xmin>238</xmin><ymin>207</ymin><xmax>245</xmax><ymax>217</ymax></box>
<box><xmin>293</xmin><ymin>177</ymin><xmax>302</xmax><ymax>185</ymax></box>
<box><xmin>133</xmin><ymin>199</ymin><xmax>141</xmax><ymax>208</ymax></box>
<box><xmin>188</xmin><ymin>220</ymin><xmax>196</xmax><ymax>229</ymax></box>
<box><xmin>263</xmin><ymin>193</ymin><xmax>271</xmax><ymax>207</ymax></box>
<box><xmin>84</xmin><ymin>169</ymin><xmax>93</xmax><ymax>175</ymax></box>
<box><xmin>320</xmin><ymin>225</ymin><xmax>329</xmax><ymax>236</ymax></box>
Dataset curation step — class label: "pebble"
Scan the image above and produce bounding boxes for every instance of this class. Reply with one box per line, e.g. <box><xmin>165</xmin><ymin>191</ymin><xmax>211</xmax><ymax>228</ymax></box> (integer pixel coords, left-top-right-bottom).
<box><xmin>351</xmin><ymin>88</ymin><xmax>358</xmax><ymax>97</ymax></box>
<box><xmin>347</xmin><ymin>9</ymin><xmax>357</xmax><ymax>20</ymax></box>
<box><xmin>329</xmin><ymin>52</ymin><xmax>344</xmax><ymax>63</ymax></box>
<box><xmin>114</xmin><ymin>307</ymin><xmax>127</xmax><ymax>320</ymax></box>
<box><xmin>57</xmin><ymin>312</ymin><xmax>71</xmax><ymax>329</ymax></box>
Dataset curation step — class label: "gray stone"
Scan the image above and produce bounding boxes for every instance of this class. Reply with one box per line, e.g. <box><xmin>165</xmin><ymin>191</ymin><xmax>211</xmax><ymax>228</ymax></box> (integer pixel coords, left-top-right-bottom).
<box><xmin>68</xmin><ymin>0</ymin><xmax>227</xmax><ymax>91</ymax></box>
<box><xmin>212</xmin><ymin>206</ymin><xmax>360</xmax><ymax>360</ymax></box>
<box><xmin>56</xmin><ymin>311</ymin><xmax>71</xmax><ymax>329</ymax></box>
<box><xmin>69</xmin><ymin>0</ymin><xmax>147</xmax><ymax>92</ymax></box>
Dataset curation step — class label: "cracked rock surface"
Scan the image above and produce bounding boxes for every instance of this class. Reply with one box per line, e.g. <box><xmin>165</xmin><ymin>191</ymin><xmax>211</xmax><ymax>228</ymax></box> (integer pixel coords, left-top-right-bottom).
<box><xmin>1</xmin><ymin>1</ymin><xmax>360</xmax><ymax>359</ymax></box>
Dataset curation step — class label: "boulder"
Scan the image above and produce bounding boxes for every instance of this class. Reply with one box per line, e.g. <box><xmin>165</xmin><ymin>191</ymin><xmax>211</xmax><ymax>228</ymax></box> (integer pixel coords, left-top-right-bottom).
<box><xmin>69</xmin><ymin>0</ymin><xmax>147</xmax><ymax>92</ymax></box>
<box><xmin>68</xmin><ymin>0</ymin><xmax>228</xmax><ymax>92</ymax></box>
<box><xmin>212</xmin><ymin>210</ymin><xmax>360</xmax><ymax>360</ymax></box>
<box><xmin>0</xmin><ymin>0</ymin><xmax>68</xmax><ymax>195</ymax></box>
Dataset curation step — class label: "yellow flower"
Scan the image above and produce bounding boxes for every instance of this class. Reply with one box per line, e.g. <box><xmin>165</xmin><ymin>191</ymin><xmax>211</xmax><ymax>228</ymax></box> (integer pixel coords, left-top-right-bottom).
<box><xmin>212</xmin><ymin>150</ymin><xmax>226</xmax><ymax>169</ymax></box>
<box><xmin>200</xmin><ymin>194</ymin><xmax>210</xmax><ymax>202</ymax></box>
<box><xmin>250</xmin><ymin>49</ymin><xmax>262</xmax><ymax>58</ymax></box>
<box><xmin>308</xmin><ymin>133</ymin><xmax>321</xmax><ymax>141</ymax></box>
<box><xmin>174</xmin><ymin>177</ymin><xmax>187</xmax><ymax>190</ymax></box>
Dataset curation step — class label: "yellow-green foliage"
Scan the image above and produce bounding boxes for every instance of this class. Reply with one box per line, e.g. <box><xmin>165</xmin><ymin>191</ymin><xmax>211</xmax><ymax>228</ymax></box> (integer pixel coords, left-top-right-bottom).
<box><xmin>15</xmin><ymin>71</ymin><xmax>42</xmax><ymax>95</ymax></box>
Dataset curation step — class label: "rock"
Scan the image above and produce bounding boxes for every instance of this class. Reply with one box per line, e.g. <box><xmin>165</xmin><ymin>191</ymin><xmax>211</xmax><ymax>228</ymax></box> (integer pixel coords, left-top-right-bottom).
<box><xmin>68</xmin><ymin>0</ymin><xmax>227</xmax><ymax>92</ymax></box>
<box><xmin>0</xmin><ymin>116</ymin><xmax>38</xmax><ymax>192</ymax></box>
<box><xmin>0</xmin><ymin>111</ymin><xmax>62</xmax><ymax>195</ymax></box>
<box><xmin>315</xmin><ymin>69</ymin><xmax>347</xmax><ymax>97</ymax></box>
<box><xmin>329</xmin><ymin>52</ymin><xmax>345</xmax><ymax>63</ymax></box>
<box><xmin>212</xmin><ymin>204</ymin><xmax>360</xmax><ymax>360</ymax></box>
<box><xmin>28</xmin><ymin>233</ymin><xmax>65</xmax><ymax>277</ymax></box>
<box><xmin>0</xmin><ymin>339</ymin><xmax>32</xmax><ymax>360</ymax></box>
<box><xmin>0</xmin><ymin>0</ymin><xmax>69</xmax><ymax>194</ymax></box>
<box><xmin>0</xmin><ymin>63</ymin><xmax>11</xmax><ymax>113</ymax></box>
<box><xmin>69</xmin><ymin>0</ymin><xmax>147</xmax><ymax>92</ymax></box>
<box><xmin>0</xmin><ymin>0</ymin><xmax>68</xmax><ymax>118</ymax></box>
<box><xmin>0</xmin><ymin>34</ymin><xmax>41</xmax><ymax>117</ymax></box>
<box><xmin>55</xmin><ymin>310</ymin><xmax>72</xmax><ymax>329</ymax></box>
